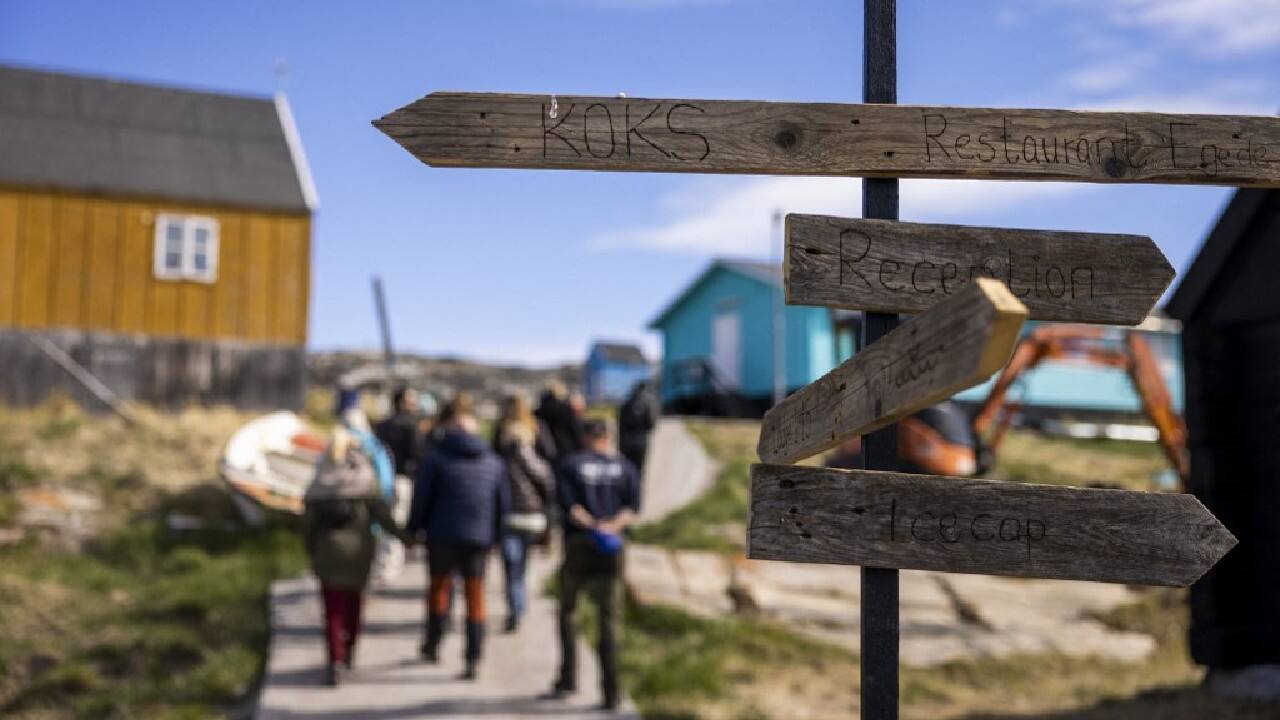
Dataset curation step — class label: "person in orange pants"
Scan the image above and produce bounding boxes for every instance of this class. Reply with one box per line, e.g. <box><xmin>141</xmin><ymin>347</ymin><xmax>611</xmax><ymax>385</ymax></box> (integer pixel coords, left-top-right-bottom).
<box><xmin>408</xmin><ymin>394</ymin><xmax>509</xmax><ymax>679</ymax></box>
<box><xmin>423</xmin><ymin>544</ymin><xmax>489</xmax><ymax>673</ymax></box>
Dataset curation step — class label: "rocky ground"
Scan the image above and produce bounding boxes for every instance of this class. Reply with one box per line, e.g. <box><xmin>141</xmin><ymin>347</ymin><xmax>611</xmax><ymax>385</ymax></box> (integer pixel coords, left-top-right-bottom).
<box><xmin>627</xmin><ymin>547</ymin><xmax>1155</xmax><ymax>666</ymax></box>
<box><xmin>307</xmin><ymin>350</ymin><xmax>580</xmax><ymax>416</ymax></box>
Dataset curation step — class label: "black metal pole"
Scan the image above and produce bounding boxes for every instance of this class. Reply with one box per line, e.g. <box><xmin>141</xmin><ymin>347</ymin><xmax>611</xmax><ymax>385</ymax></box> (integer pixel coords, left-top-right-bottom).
<box><xmin>860</xmin><ymin>0</ymin><xmax>899</xmax><ymax>718</ymax></box>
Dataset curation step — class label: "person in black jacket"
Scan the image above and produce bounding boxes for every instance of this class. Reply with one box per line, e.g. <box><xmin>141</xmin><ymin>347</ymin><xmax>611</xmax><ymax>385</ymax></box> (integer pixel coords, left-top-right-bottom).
<box><xmin>617</xmin><ymin>380</ymin><xmax>659</xmax><ymax>474</ymax></box>
<box><xmin>493</xmin><ymin>393</ymin><xmax>554</xmax><ymax>633</ymax></box>
<box><xmin>375</xmin><ymin>385</ymin><xmax>424</xmax><ymax>478</ymax></box>
<box><xmin>544</xmin><ymin>418</ymin><xmax>640</xmax><ymax>712</ymax></box>
<box><xmin>534</xmin><ymin>380</ymin><xmax>584</xmax><ymax>462</ymax></box>
<box><xmin>407</xmin><ymin>393</ymin><xmax>510</xmax><ymax>680</ymax></box>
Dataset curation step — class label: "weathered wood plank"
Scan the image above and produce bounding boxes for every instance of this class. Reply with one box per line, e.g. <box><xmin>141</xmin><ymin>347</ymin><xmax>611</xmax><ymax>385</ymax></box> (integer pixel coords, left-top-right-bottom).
<box><xmin>785</xmin><ymin>215</ymin><xmax>1173</xmax><ymax>325</ymax></box>
<box><xmin>748</xmin><ymin>463</ymin><xmax>1237</xmax><ymax>587</ymax></box>
<box><xmin>375</xmin><ymin>93</ymin><xmax>1280</xmax><ymax>187</ymax></box>
<box><xmin>758</xmin><ymin>278</ymin><xmax>1026</xmax><ymax>464</ymax></box>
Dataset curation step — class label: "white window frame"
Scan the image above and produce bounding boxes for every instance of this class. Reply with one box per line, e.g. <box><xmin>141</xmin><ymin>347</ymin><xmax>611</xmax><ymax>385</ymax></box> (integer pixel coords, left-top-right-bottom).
<box><xmin>153</xmin><ymin>214</ymin><xmax>219</xmax><ymax>283</ymax></box>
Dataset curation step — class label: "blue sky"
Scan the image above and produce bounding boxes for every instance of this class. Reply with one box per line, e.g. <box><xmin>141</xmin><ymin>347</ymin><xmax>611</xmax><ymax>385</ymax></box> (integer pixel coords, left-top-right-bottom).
<box><xmin>2</xmin><ymin>1</ymin><xmax>1277</xmax><ymax>365</ymax></box>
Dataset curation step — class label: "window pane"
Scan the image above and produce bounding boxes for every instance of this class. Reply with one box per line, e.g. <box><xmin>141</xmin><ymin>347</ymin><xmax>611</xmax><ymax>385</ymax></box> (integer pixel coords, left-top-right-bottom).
<box><xmin>192</xmin><ymin>227</ymin><xmax>210</xmax><ymax>274</ymax></box>
<box><xmin>159</xmin><ymin>220</ymin><xmax>182</xmax><ymax>270</ymax></box>
<box><xmin>165</xmin><ymin>224</ymin><xmax>184</xmax><ymax>269</ymax></box>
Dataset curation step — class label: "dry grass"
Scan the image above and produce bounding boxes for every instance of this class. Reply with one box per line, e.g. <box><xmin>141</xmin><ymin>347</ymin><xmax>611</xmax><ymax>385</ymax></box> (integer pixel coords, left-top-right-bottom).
<box><xmin>0</xmin><ymin>397</ymin><xmax>249</xmax><ymax>491</ymax></box>
<box><xmin>0</xmin><ymin>399</ymin><xmax>306</xmax><ymax>719</ymax></box>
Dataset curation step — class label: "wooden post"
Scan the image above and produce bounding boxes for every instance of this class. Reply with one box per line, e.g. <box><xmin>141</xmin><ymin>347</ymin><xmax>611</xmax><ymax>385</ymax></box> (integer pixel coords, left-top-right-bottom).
<box><xmin>862</xmin><ymin>1</ymin><xmax>898</xmax><ymax>717</ymax></box>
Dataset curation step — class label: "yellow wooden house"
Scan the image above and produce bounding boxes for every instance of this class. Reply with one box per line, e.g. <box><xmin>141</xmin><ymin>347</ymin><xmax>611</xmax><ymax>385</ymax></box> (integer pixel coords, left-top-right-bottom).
<box><xmin>0</xmin><ymin>65</ymin><xmax>317</xmax><ymax>409</ymax></box>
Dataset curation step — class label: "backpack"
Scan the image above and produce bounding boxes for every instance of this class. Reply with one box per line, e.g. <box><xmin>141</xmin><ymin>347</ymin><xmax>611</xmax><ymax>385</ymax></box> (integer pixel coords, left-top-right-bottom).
<box><xmin>313</xmin><ymin>498</ymin><xmax>357</xmax><ymax>530</ymax></box>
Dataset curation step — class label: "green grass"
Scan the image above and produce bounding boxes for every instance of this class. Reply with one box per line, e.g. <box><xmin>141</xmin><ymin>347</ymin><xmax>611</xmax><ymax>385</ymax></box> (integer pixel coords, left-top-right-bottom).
<box><xmin>0</xmin><ymin>484</ymin><xmax>305</xmax><ymax>719</ymax></box>
<box><xmin>0</xmin><ymin>441</ymin><xmax>38</xmax><ymax>528</ymax></box>
<box><xmin>621</xmin><ymin>601</ymin><xmax>849</xmax><ymax>717</ymax></box>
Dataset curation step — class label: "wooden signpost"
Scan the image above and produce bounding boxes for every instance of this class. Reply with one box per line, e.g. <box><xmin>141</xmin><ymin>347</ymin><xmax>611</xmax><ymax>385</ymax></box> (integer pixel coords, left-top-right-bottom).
<box><xmin>376</xmin><ymin>2</ymin><xmax>1244</xmax><ymax>716</ymax></box>
<box><xmin>784</xmin><ymin>215</ymin><xmax>1173</xmax><ymax>324</ymax></box>
<box><xmin>757</xmin><ymin>277</ymin><xmax>1027</xmax><ymax>465</ymax></box>
<box><xmin>748</xmin><ymin>464</ymin><xmax>1237</xmax><ymax>587</ymax></box>
<box><xmin>374</xmin><ymin>92</ymin><xmax>1280</xmax><ymax>187</ymax></box>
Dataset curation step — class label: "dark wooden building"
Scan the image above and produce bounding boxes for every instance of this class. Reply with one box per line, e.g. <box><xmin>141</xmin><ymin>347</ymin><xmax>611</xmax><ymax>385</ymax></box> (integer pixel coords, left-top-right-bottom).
<box><xmin>0</xmin><ymin>65</ymin><xmax>316</xmax><ymax>410</ymax></box>
<box><xmin>1166</xmin><ymin>188</ymin><xmax>1280</xmax><ymax>669</ymax></box>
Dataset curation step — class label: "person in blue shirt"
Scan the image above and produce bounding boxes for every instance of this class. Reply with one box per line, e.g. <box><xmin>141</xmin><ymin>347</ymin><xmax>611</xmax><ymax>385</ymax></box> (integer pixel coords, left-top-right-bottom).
<box><xmin>407</xmin><ymin>393</ymin><xmax>510</xmax><ymax>680</ymax></box>
<box><xmin>544</xmin><ymin>417</ymin><xmax>640</xmax><ymax>712</ymax></box>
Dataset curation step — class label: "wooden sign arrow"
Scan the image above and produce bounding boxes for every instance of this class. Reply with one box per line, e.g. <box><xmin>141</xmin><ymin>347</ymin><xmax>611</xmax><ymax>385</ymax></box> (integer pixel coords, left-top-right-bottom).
<box><xmin>374</xmin><ymin>92</ymin><xmax>1280</xmax><ymax>187</ymax></box>
<box><xmin>748</xmin><ymin>463</ymin><xmax>1237</xmax><ymax>587</ymax></box>
<box><xmin>785</xmin><ymin>215</ymin><xmax>1173</xmax><ymax>325</ymax></box>
<box><xmin>758</xmin><ymin>278</ymin><xmax>1026</xmax><ymax>464</ymax></box>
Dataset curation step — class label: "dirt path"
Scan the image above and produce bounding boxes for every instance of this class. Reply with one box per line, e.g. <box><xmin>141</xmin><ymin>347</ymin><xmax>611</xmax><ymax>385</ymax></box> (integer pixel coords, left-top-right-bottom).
<box><xmin>257</xmin><ymin>549</ymin><xmax>637</xmax><ymax>719</ymax></box>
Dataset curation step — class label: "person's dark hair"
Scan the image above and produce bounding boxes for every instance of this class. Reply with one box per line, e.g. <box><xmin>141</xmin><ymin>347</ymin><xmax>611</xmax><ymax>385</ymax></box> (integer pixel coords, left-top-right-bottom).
<box><xmin>625</xmin><ymin>379</ymin><xmax>651</xmax><ymax>403</ymax></box>
<box><xmin>392</xmin><ymin>385</ymin><xmax>410</xmax><ymax>411</ymax></box>
<box><xmin>582</xmin><ymin>417</ymin><xmax>612</xmax><ymax>440</ymax></box>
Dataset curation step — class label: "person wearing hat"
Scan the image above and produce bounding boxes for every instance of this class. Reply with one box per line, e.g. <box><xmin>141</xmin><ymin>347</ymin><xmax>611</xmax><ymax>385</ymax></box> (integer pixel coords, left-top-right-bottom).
<box><xmin>544</xmin><ymin>417</ymin><xmax>640</xmax><ymax>712</ymax></box>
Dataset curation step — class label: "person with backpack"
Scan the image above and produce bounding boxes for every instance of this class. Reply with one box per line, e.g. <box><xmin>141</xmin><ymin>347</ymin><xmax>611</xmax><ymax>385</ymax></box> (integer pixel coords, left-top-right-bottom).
<box><xmin>335</xmin><ymin>388</ymin><xmax>405</xmax><ymax>582</ymax></box>
<box><xmin>304</xmin><ymin>420</ymin><xmax>411</xmax><ymax>687</ymax></box>
<box><xmin>492</xmin><ymin>393</ymin><xmax>555</xmax><ymax>633</ymax></box>
<box><xmin>408</xmin><ymin>393</ymin><xmax>510</xmax><ymax>680</ymax></box>
<box><xmin>544</xmin><ymin>418</ymin><xmax>640</xmax><ymax>713</ymax></box>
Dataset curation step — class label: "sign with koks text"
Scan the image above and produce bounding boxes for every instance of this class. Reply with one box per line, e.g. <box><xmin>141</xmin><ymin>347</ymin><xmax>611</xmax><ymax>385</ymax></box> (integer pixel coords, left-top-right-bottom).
<box><xmin>375</xmin><ymin>93</ymin><xmax>1280</xmax><ymax>187</ymax></box>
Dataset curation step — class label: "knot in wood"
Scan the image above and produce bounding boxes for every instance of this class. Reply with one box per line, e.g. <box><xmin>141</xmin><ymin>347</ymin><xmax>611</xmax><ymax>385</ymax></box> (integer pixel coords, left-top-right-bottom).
<box><xmin>775</xmin><ymin>127</ymin><xmax>800</xmax><ymax>151</ymax></box>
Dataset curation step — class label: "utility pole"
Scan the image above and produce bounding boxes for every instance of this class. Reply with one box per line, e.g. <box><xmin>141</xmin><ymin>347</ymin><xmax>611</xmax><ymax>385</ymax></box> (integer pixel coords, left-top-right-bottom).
<box><xmin>371</xmin><ymin>276</ymin><xmax>396</xmax><ymax>385</ymax></box>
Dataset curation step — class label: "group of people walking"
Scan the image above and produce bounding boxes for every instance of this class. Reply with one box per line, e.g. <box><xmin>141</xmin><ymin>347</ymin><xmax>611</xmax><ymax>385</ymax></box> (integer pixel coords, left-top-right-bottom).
<box><xmin>301</xmin><ymin>380</ymin><xmax>657</xmax><ymax>712</ymax></box>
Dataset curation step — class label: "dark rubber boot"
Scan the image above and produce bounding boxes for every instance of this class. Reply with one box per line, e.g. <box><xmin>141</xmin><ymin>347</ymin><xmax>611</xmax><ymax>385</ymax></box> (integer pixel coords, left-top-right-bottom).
<box><xmin>464</xmin><ymin>620</ymin><xmax>485</xmax><ymax>664</ymax></box>
<box><xmin>420</xmin><ymin>614</ymin><xmax>445</xmax><ymax>663</ymax></box>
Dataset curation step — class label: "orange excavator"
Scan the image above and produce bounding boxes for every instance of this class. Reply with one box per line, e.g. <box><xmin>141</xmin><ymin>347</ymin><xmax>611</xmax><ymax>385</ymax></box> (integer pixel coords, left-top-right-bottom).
<box><xmin>833</xmin><ymin>325</ymin><xmax>1187</xmax><ymax>485</ymax></box>
<box><xmin>970</xmin><ymin>325</ymin><xmax>1188</xmax><ymax>484</ymax></box>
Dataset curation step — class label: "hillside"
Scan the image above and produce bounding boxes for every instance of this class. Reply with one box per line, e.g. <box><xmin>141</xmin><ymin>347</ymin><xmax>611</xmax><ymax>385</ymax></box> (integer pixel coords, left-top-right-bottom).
<box><xmin>308</xmin><ymin>350</ymin><xmax>581</xmax><ymax>410</ymax></box>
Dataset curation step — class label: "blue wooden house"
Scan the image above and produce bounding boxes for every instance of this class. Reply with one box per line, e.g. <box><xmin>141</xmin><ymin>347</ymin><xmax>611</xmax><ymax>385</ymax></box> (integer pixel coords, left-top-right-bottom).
<box><xmin>583</xmin><ymin>341</ymin><xmax>651</xmax><ymax>405</ymax></box>
<box><xmin>648</xmin><ymin>258</ymin><xmax>1182</xmax><ymax>422</ymax></box>
<box><xmin>648</xmin><ymin>260</ymin><xmax>851</xmax><ymax>416</ymax></box>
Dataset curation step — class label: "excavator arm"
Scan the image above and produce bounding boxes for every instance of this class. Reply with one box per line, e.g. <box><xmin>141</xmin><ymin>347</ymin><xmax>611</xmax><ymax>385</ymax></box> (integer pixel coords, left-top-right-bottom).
<box><xmin>970</xmin><ymin>325</ymin><xmax>1188</xmax><ymax>487</ymax></box>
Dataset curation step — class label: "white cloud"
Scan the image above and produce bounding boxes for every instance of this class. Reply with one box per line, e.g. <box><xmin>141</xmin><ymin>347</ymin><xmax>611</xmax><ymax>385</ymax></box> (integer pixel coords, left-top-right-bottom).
<box><xmin>1109</xmin><ymin>0</ymin><xmax>1280</xmax><ymax>55</ymax></box>
<box><xmin>594</xmin><ymin>177</ymin><xmax>1092</xmax><ymax>256</ymax></box>
<box><xmin>995</xmin><ymin>7</ymin><xmax>1023</xmax><ymax>29</ymax></box>
<box><xmin>1061</xmin><ymin>52</ymin><xmax>1157</xmax><ymax>94</ymax></box>
<box><xmin>1052</xmin><ymin>0</ymin><xmax>1280</xmax><ymax>56</ymax></box>
<box><xmin>1074</xmin><ymin>82</ymin><xmax>1276</xmax><ymax>115</ymax></box>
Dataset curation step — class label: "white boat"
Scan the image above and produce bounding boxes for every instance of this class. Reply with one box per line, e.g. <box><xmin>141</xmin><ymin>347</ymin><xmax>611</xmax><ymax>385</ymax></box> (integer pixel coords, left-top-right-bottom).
<box><xmin>219</xmin><ymin>411</ymin><xmax>326</xmax><ymax>520</ymax></box>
